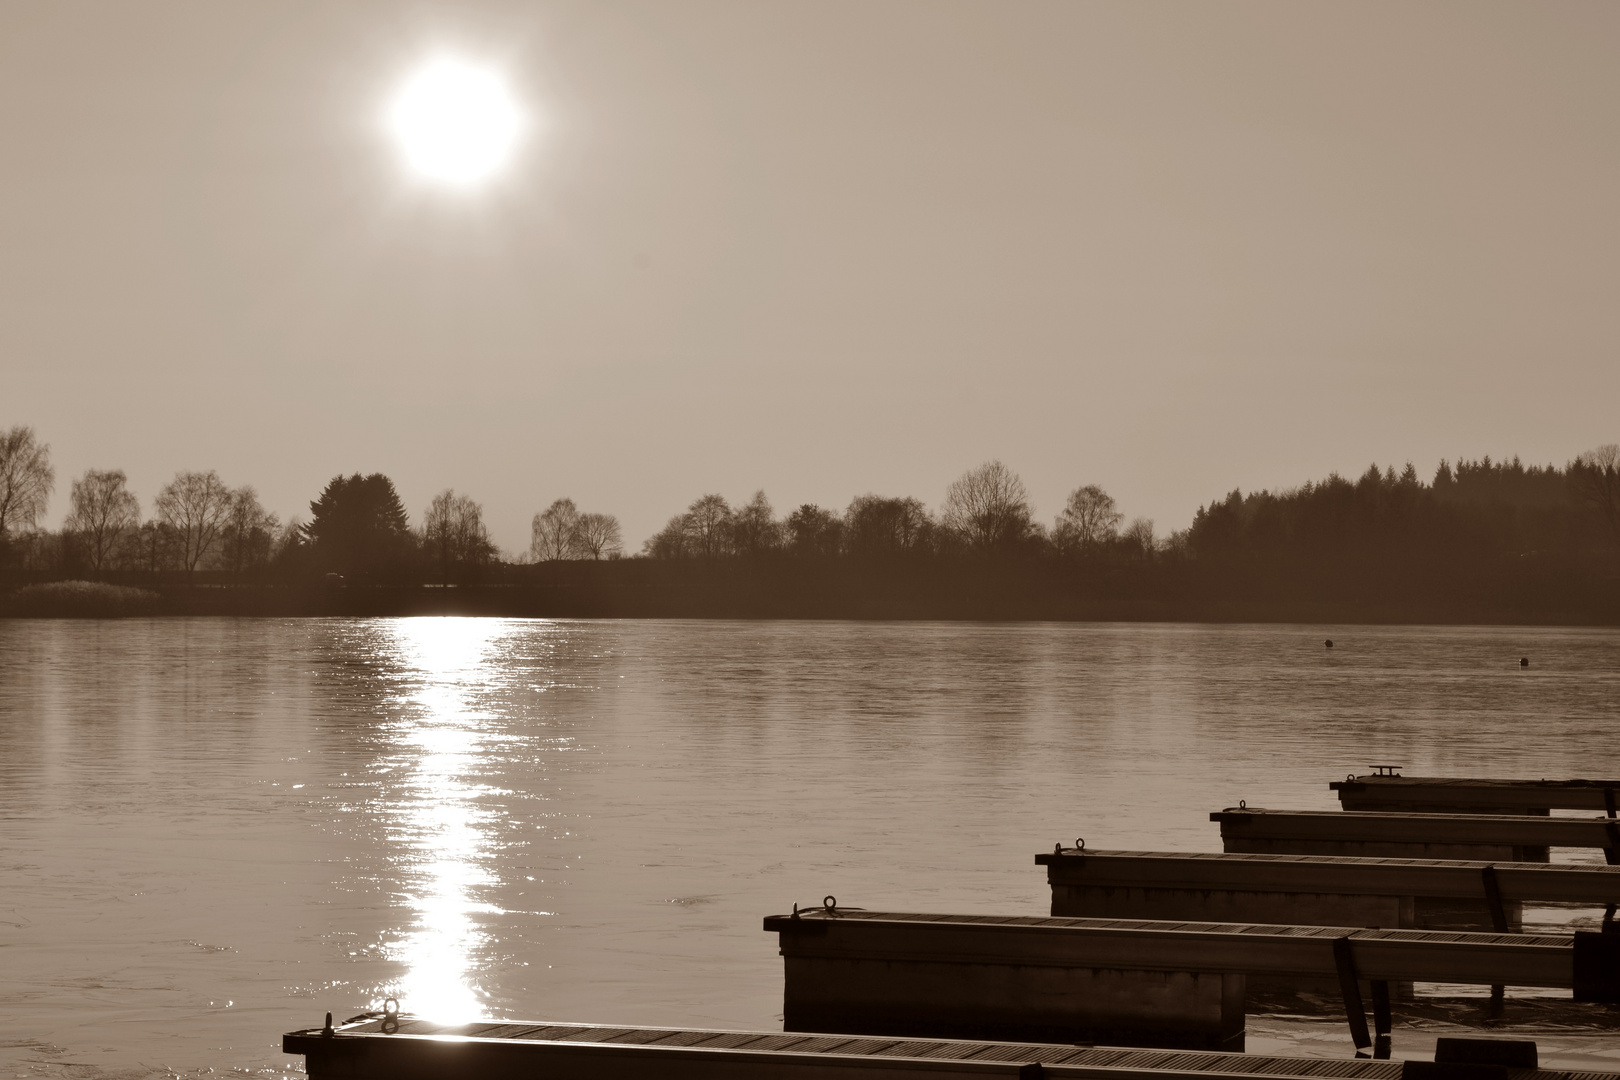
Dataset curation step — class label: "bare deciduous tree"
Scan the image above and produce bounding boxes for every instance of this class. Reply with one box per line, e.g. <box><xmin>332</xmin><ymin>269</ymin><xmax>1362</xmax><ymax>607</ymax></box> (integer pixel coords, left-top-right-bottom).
<box><xmin>425</xmin><ymin>489</ymin><xmax>495</xmax><ymax>579</ymax></box>
<box><xmin>218</xmin><ymin>486</ymin><xmax>280</xmax><ymax>575</ymax></box>
<box><xmin>642</xmin><ymin>494</ymin><xmax>733</xmax><ymax>558</ymax></box>
<box><xmin>65</xmin><ymin>468</ymin><xmax>141</xmax><ymax>572</ymax></box>
<box><xmin>0</xmin><ymin>425</ymin><xmax>55</xmax><ymax>538</ymax></box>
<box><xmin>785</xmin><ymin>504</ymin><xmax>843</xmax><ymax>556</ymax></box>
<box><xmin>843</xmin><ymin>495</ymin><xmax>932</xmax><ymax>556</ymax></box>
<box><xmin>1122</xmin><ymin>517</ymin><xmax>1157</xmax><ymax>559</ymax></box>
<box><xmin>941</xmin><ymin>460</ymin><xmax>1036</xmax><ymax>550</ymax></box>
<box><xmin>683</xmin><ymin>494</ymin><xmax>733</xmax><ymax>557</ymax></box>
<box><xmin>154</xmin><ymin>470</ymin><xmax>232</xmax><ymax>572</ymax></box>
<box><xmin>730</xmin><ymin>490</ymin><xmax>781</xmax><ymax>555</ymax></box>
<box><xmin>1053</xmin><ymin>484</ymin><xmax>1123</xmax><ymax>554</ymax></box>
<box><xmin>1572</xmin><ymin>444</ymin><xmax>1620</xmax><ymax>548</ymax></box>
<box><xmin>531</xmin><ymin>498</ymin><xmax>582</xmax><ymax>561</ymax></box>
<box><xmin>574</xmin><ymin>512</ymin><xmax>622</xmax><ymax>559</ymax></box>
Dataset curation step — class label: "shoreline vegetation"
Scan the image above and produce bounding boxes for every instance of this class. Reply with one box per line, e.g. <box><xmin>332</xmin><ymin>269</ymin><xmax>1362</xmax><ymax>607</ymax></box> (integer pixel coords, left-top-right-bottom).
<box><xmin>1</xmin><ymin>425</ymin><xmax>1617</xmax><ymax>623</ymax></box>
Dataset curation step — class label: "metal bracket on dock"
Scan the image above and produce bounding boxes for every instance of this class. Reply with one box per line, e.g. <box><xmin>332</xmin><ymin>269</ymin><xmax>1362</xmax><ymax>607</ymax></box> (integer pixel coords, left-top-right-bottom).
<box><xmin>1331</xmin><ymin>937</ymin><xmax>1373</xmax><ymax>1053</ymax></box>
<box><xmin>1480</xmin><ymin>864</ymin><xmax>1509</xmax><ymax>1004</ymax></box>
<box><xmin>1369</xmin><ymin>980</ymin><xmax>1392</xmax><ymax>1060</ymax></box>
<box><xmin>1480</xmin><ymin>866</ymin><xmax>1510</xmax><ymax>934</ymax></box>
<box><xmin>1330</xmin><ymin>936</ymin><xmax>1392</xmax><ymax>1057</ymax></box>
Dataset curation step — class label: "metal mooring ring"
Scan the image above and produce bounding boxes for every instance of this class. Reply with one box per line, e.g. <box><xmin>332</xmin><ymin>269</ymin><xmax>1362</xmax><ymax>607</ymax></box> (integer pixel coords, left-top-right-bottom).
<box><xmin>1074</xmin><ymin>838</ymin><xmax>1085</xmax><ymax>851</ymax></box>
<box><xmin>1239</xmin><ymin>800</ymin><xmax>1247</xmax><ymax>809</ymax></box>
<box><xmin>380</xmin><ymin>997</ymin><xmax>400</xmax><ymax>1034</ymax></box>
<box><xmin>823</xmin><ymin>895</ymin><xmax>837</xmax><ymax>913</ymax></box>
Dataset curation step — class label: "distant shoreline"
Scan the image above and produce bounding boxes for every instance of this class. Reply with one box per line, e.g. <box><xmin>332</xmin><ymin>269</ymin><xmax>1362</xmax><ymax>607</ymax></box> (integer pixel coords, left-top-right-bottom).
<box><xmin>3</xmin><ymin>576</ymin><xmax>1615</xmax><ymax>625</ymax></box>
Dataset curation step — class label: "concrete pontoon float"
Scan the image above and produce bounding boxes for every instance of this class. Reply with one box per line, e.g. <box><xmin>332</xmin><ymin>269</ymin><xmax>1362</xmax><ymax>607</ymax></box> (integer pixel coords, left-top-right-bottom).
<box><xmin>1213</xmin><ymin>808</ymin><xmax>1620</xmax><ymax>864</ymax></box>
<box><xmin>765</xmin><ymin>905</ymin><xmax>1620</xmax><ymax>1054</ymax></box>
<box><xmin>1331</xmin><ymin>776</ymin><xmax>1620</xmax><ymax>817</ymax></box>
<box><xmin>1037</xmin><ymin>848</ymin><xmax>1620</xmax><ymax>932</ymax></box>
<box><xmin>282</xmin><ymin>1015</ymin><xmax>1597</xmax><ymax>1080</ymax></box>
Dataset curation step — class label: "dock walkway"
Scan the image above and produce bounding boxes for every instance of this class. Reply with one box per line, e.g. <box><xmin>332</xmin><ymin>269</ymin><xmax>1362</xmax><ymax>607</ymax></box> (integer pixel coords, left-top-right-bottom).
<box><xmin>1213</xmin><ymin>808</ymin><xmax>1620</xmax><ymax>863</ymax></box>
<box><xmin>1037</xmin><ymin>848</ymin><xmax>1620</xmax><ymax>931</ymax></box>
<box><xmin>283</xmin><ymin>1016</ymin><xmax>1618</xmax><ymax>1080</ymax></box>
<box><xmin>1331</xmin><ymin>777</ymin><xmax>1620</xmax><ymax>816</ymax></box>
<box><xmin>766</xmin><ymin>908</ymin><xmax>1618</xmax><ymax>1051</ymax></box>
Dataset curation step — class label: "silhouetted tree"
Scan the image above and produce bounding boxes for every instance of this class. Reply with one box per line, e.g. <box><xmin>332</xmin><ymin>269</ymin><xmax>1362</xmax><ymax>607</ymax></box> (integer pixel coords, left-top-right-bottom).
<box><xmin>844</xmin><ymin>495</ymin><xmax>933</xmax><ymax>557</ymax></box>
<box><xmin>785</xmin><ymin>504</ymin><xmax>843</xmax><ymax>557</ymax></box>
<box><xmin>730</xmin><ymin>490</ymin><xmax>781</xmax><ymax>555</ymax></box>
<box><xmin>424</xmin><ymin>489</ymin><xmax>495</xmax><ymax>581</ymax></box>
<box><xmin>0</xmin><ymin>425</ymin><xmax>54</xmax><ymax>541</ymax></box>
<box><xmin>574</xmin><ymin>512</ymin><xmax>622</xmax><ymax>559</ymax></box>
<box><xmin>1121</xmin><ymin>517</ymin><xmax>1157</xmax><ymax>559</ymax></box>
<box><xmin>217</xmin><ymin>486</ymin><xmax>280</xmax><ymax>575</ymax></box>
<box><xmin>154</xmin><ymin>470</ymin><xmax>232</xmax><ymax>573</ymax></box>
<box><xmin>64</xmin><ymin>468</ymin><xmax>140</xmax><ymax>573</ymax></box>
<box><xmin>530</xmin><ymin>498</ymin><xmax>582</xmax><ymax>561</ymax></box>
<box><xmin>941</xmin><ymin>460</ymin><xmax>1036</xmax><ymax>550</ymax></box>
<box><xmin>1571</xmin><ymin>445</ymin><xmax>1620</xmax><ymax>549</ymax></box>
<box><xmin>304</xmin><ymin>473</ymin><xmax>414</xmax><ymax>576</ymax></box>
<box><xmin>643</xmin><ymin>494</ymin><xmax>734</xmax><ymax>558</ymax></box>
<box><xmin>1053</xmin><ymin>485</ymin><xmax>1122</xmax><ymax>554</ymax></box>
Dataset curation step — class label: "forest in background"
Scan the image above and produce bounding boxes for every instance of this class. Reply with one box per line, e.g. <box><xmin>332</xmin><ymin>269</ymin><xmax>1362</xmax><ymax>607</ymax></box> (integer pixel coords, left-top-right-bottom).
<box><xmin>1</xmin><ymin>423</ymin><xmax>1617</xmax><ymax>622</ymax></box>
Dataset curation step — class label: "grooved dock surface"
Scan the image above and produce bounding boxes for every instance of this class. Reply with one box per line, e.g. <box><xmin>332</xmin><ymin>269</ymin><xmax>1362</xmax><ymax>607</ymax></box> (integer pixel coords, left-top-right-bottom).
<box><xmin>1331</xmin><ymin>777</ymin><xmax>1620</xmax><ymax>812</ymax></box>
<box><xmin>764</xmin><ymin>910</ymin><xmax>1576</xmax><ymax>986</ymax></box>
<box><xmin>1213</xmin><ymin>809</ymin><xmax>1620</xmax><ymax>847</ymax></box>
<box><xmin>769</xmin><ymin>909</ymin><xmax>1570</xmax><ymax>946</ymax></box>
<box><xmin>284</xmin><ymin>1018</ymin><xmax>1620</xmax><ymax>1080</ymax></box>
<box><xmin>1037</xmin><ymin>848</ymin><xmax>1620</xmax><ymax>902</ymax></box>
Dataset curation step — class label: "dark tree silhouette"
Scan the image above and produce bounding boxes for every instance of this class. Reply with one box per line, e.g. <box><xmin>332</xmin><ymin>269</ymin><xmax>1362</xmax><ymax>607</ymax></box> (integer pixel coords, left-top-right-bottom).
<box><xmin>1053</xmin><ymin>485</ymin><xmax>1123</xmax><ymax>554</ymax></box>
<box><xmin>0</xmin><ymin>425</ymin><xmax>54</xmax><ymax>540</ymax></box>
<box><xmin>785</xmin><ymin>504</ymin><xmax>843</xmax><ymax>556</ymax></box>
<box><xmin>844</xmin><ymin>495</ymin><xmax>933</xmax><ymax>557</ymax></box>
<box><xmin>1571</xmin><ymin>445</ymin><xmax>1620</xmax><ymax>549</ymax></box>
<box><xmin>65</xmin><ymin>468</ymin><xmax>140</xmax><ymax>573</ymax></box>
<box><xmin>644</xmin><ymin>494</ymin><xmax>734</xmax><ymax>558</ymax></box>
<box><xmin>154</xmin><ymin>470</ymin><xmax>232</xmax><ymax>573</ymax></box>
<box><xmin>424</xmin><ymin>489</ymin><xmax>495</xmax><ymax>581</ymax></box>
<box><xmin>730</xmin><ymin>490</ymin><xmax>781</xmax><ymax>555</ymax></box>
<box><xmin>218</xmin><ymin>486</ymin><xmax>280</xmax><ymax>575</ymax></box>
<box><xmin>574</xmin><ymin>512</ymin><xmax>623</xmax><ymax>559</ymax></box>
<box><xmin>304</xmin><ymin>473</ymin><xmax>414</xmax><ymax>576</ymax></box>
<box><xmin>941</xmin><ymin>460</ymin><xmax>1037</xmax><ymax>550</ymax></box>
<box><xmin>531</xmin><ymin>498</ymin><xmax>580</xmax><ymax>561</ymax></box>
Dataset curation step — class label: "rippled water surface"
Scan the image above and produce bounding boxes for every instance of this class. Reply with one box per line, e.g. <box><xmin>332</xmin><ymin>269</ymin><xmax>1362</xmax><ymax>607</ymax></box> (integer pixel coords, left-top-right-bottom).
<box><xmin>4</xmin><ymin>618</ymin><xmax>1620</xmax><ymax>1077</ymax></box>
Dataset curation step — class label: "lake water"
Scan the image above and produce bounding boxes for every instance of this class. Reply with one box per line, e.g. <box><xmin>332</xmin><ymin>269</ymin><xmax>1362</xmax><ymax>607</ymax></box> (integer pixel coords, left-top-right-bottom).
<box><xmin>4</xmin><ymin>618</ymin><xmax>1620</xmax><ymax>1078</ymax></box>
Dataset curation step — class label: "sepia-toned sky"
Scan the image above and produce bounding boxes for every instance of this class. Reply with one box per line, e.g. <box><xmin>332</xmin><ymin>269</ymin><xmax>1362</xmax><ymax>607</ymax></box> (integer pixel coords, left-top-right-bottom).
<box><xmin>3</xmin><ymin>1</ymin><xmax>1617</xmax><ymax>552</ymax></box>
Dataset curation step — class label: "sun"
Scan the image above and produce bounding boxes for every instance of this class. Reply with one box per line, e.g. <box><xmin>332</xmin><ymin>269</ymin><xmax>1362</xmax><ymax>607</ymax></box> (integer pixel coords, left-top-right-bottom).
<box><xmin>387</xmin><ymin>58</ymin><xmax>523</xmax><ymax>188</ymax></box>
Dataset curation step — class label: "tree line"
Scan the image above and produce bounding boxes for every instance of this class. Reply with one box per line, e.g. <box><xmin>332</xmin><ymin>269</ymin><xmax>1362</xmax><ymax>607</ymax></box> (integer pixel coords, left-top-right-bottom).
<box><xmin>2</xmin><ymin>421</ymin><xmax>1617</xmax><ymax>621</ymax></box>
<box><xmin>640</xmin><ymin>461</ymin><xmax>1157</xmax><ymax>561</ymax></box>
<box><xmin>0</xmin><ymin>425</ymin><xmax>623</xmax><ymax>583</ymax></box>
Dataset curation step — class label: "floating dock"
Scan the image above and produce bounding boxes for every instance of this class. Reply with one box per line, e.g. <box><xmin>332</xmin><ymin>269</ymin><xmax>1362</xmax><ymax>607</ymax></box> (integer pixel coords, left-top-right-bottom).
<box><xmin>1037</xmin><ymin>848</ymin><xmax>1620</xmax><ymax>932</ymax></box>
<box><xmin>282</xmin><ymin>1016</ymin><xmax>1609</xmax><ymax>1080</ymax></box>
<box><xmin>766</xmin><ymin>907</ymin><xmax>1620</xmax><ymax>1052</ymax></box>
<box><xmin>1332</xmin><ymin>776</ymin><xmax>1620</xmax><ymax>816</ymax></box>
<box><xmin>1214</xmin><ymin>808</ymin><xmax>1620</xmax><ymax>863</ymax></box>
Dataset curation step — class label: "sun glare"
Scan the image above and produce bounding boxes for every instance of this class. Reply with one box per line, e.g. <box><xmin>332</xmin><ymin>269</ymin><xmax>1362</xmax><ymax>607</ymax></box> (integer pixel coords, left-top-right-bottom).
<box><xmin>387</xmin><ymin>58</ymin><xmax>523</xmax><ymax>188</ymax></box>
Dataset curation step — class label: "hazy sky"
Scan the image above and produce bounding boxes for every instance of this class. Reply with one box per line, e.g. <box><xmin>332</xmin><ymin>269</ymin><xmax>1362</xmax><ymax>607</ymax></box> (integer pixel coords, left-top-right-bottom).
<box><xmin>4</xmin><ymin>2</ymin><xmax>1617</xmax><ymax>553</ymax></box>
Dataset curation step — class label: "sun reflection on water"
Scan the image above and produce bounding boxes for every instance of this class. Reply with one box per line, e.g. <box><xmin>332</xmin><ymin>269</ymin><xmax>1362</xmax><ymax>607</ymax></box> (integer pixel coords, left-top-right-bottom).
<box><xmin>376</xmin><ymin>618</ymin><xmax>513</xmax><ymax>1023</ymax></box>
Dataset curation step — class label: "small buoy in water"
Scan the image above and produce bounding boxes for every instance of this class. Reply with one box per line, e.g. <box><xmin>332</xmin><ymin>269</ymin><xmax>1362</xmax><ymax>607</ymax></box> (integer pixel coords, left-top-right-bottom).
<box><xmin>1520</xmin><ymin>657</ymin><xmax>1529</xmax><ymax>667</ymax></box>
<box><xmin>1325</xmin><ymin>639</ymin><xmax>1334</xmax><ymax>648</ymax></box>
